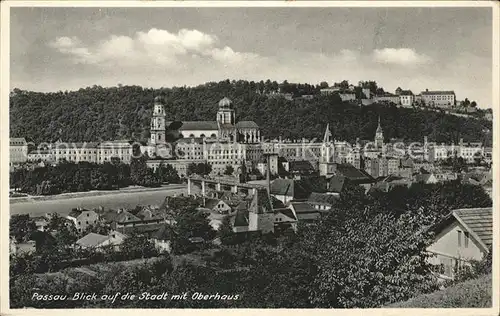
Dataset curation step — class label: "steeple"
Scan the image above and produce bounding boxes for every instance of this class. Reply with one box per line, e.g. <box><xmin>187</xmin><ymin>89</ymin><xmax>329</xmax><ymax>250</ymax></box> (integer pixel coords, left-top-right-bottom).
<box><xmin>375</xmin><ymin>115</ymin><xmax>384</xmax><ymax>148</ymax></box>
<box><xmin>323</xmin><ymin>123</ymin><xmax>332</xmax><ymax>143</ymax></box>
<box><xmin>376</xmin><ymin>115</ymin><xmax>382</xmax><ymax>133</ymax></box>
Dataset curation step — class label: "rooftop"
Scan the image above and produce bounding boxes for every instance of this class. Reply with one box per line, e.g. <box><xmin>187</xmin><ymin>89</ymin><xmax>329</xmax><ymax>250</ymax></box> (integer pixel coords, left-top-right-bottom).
<box><xmin>453</xmin><ymin>208</ymin><xmax>492</xmax><ymax>249</ymax></box>
<box><xmin>10</xmin><ymin>138</ymin><xmax>27</xmax><ymax>146</ymax></box>
<box><xmin>166</xmin><ymin>121</ymin><xmax>219</xmax><ymax>131</ymax></box>
<box><xmin>421</xmin><ymin>90</ymin><xmax>455</xmax><ymax>95</ymax></box>
<box><xmin>235</xmin><ymin>121</ymin><xmax>259</xmax><ymax>129</ymax></box>
<box><xmin>75</xmin><ymin>233</ymin><xmax>109</xmax><ymax>248</ymax></box>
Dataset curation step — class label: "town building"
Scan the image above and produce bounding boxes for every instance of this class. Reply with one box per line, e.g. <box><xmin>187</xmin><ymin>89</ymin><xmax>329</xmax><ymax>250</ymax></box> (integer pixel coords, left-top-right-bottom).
<box><xmin>270</xmin><ymin>179</ymin><xmax>311</xmax><ymax>204</ymax></box>
<box><xmin>324</xmin><ymin>163</ymin><xmax>375</xmax><ymax>193</ymax></box>
<box><xmin>231</xmin><ymin>188</ymin><xmax>276</xmax><ymax>234</ymax></box>
<box><xmin>52</xmin><ymin>142</ymin><xmax>99</xmax><ymax>163</ymax></box>
<box><xmin>288</xmin><ymin>201</ymin><xmax>321</xmax><ymax>223</ymax></box>
<box><xmin>364</xmin><ymin>156</ymin><xmax>400</xmax><ymax>178</ymax></box>
<box><xmin>373</xmin><ymin>93</ymin><xmax>400</xmax><ymax>105</ymax></box>
<box><xmin>427</xmin><ymin>207</ymin><xmax>492</xmax><ymax>280</ymax></box>
<box><xmin>458</xmin><ymin>139</ymin><xmax>483</xmax><ymax>164</ymax></box>
<box><xmin>66</xmin><ymin>208</ymin><xmax>99</xmax><ymax>233</ymax></box>
<box><xmin>320</xmin><ymin>87</ymin><xmax>341</xmax><ymax>95</ymax></box>
<box><xmin>10</xmin><ymin>138</ymin><xmax>28</xmax><ymax>165</ymax></box>
<box><xmin>27</xmin><ymin>150</ymin><xmax>54</xmax><ymax>162</ymax></box>
<box><xmin>97</xmin><ymin>140</ymin><xmax>134</xmax><ymax>164</ymax></box>
<box><xmin>307</xmin><ymin>192</ymin><xmax>337</xmax><ymax>212</ymax></box>
<box><xmin>75</xmin><ymin>230</ymin><xmax>126</xmax><ymax>251</ymax></box>
<box><xmin>339</xmin><ymin>92</ymin><xmax>356</xmax><ymax>102</ymax></box>
<box><xmin>399</xmin><ymin>90</ymin><xmax>415</xmax><ymax>107</ymax></box>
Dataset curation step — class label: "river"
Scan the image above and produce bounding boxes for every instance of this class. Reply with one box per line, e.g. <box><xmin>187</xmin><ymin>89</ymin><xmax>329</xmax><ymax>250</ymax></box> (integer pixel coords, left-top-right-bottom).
<box><xmin>10</xmin><ymin>186</ymin><xmax>188</xmax><ymax>217</ymax></box>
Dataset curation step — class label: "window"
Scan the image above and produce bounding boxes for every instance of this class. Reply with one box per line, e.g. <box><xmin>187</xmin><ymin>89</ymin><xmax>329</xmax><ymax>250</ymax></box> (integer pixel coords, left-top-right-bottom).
<box><xmin>457</xmin><ymin>230</ymin><xmax>462</xmax><ymax>247</ymax></box>
<box><xmin>464</xmin><ymin>232</ymin><xmax>469</xmax><ymax>248</ymax></box>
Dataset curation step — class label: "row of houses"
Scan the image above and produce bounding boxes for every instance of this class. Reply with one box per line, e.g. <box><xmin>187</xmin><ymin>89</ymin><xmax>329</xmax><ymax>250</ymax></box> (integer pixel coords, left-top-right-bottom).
<box><xmin>11</xmin><ymin>204</ymin><xmax>175</xmax><ymax>255</ymax></box>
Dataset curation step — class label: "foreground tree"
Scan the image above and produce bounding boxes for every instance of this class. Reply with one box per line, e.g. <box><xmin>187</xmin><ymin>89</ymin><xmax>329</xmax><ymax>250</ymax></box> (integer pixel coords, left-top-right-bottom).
<box><xmin>307</xmin><ymin>201</ymin><xmax>439</xmax><ymax>307</ymax></box>
<box><xmin>10</xmin><ymin>215</ymin><xmax>36</xmax><ymax>243</ymax></box>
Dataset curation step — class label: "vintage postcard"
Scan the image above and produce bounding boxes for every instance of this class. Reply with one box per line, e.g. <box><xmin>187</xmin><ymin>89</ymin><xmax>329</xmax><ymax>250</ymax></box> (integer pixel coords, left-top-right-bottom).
<box><xmin>1</xmin><ymin>1</ymin><xmax>498</xmax><ymax>315</ymax></box>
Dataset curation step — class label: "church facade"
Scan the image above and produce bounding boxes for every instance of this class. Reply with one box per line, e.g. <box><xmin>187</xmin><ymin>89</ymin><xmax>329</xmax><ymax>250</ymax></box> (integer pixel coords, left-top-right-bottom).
<box><xmin>153</xmin><ymin>96</ymin><xmax>261</xmax><ymax>144</ymax></box>
<box><xmin>146</xmin><ymin>96</ymin><xmax>263</xmax><ymax>177</ymax></box>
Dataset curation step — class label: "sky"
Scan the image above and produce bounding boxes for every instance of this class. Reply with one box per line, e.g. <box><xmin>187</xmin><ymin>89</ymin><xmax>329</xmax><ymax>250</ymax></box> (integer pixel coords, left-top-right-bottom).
<box><xmin>10</xmin><ymin>6</ymin><xmax>494</xmax><ymax>108</ymax></box>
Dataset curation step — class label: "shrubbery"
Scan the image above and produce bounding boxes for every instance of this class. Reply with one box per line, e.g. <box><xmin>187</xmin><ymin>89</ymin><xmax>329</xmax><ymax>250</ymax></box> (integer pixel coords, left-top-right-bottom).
<box><xmin>389</xmin><ymin>273</ymin><xmax>492</xmax><ymax>308</ymax></box>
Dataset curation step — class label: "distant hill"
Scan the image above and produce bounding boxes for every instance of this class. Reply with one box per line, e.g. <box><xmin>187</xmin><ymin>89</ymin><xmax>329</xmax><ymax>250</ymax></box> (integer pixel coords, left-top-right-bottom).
<box><xmin>9</xmin><ymin>80</ymin><xmax>492</xmax><ymax>145</ymax></box>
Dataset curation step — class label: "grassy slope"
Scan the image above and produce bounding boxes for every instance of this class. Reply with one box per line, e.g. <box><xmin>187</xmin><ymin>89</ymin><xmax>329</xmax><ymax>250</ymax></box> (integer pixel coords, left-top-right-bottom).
<box><xmin>389</xmin><ymin>274</ymin><xmax>492</xmax><ymax>308</ymax></box>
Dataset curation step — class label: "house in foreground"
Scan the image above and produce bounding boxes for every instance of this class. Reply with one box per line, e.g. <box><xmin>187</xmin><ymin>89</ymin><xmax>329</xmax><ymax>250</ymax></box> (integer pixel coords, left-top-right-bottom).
<box><xmin>426</xmin><ymin>207</ymin><xmax>492</xmax><ymax>280</ymax></box>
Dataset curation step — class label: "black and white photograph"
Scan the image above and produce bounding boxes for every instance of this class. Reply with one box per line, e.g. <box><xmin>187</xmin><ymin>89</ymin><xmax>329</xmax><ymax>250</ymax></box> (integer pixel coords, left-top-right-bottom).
<box><xmin>2</xmin><ymin>1</ymin><xmax>498</xmax><ymax>313</ymax></box>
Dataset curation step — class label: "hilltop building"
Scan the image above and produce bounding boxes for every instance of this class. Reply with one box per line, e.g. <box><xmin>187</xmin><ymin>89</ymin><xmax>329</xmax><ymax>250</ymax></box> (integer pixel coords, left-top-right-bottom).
<box><xmin>421</xmin><ymin>89</ymin><xmax>456</xmax><ymax>108</ymax></box>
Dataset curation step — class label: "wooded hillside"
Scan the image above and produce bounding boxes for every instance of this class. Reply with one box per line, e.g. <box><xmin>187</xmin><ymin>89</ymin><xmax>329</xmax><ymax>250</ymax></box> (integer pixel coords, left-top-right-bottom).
<box><xmin>9</xmin><ymin>80</ymin><xmax>492</xmax><ymax>145</ymax></box>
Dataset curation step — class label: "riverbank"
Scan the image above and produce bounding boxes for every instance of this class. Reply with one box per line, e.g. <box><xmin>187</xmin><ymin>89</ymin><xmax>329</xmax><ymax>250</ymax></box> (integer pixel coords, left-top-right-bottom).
<box><xmin>9</xmin><ymin>184</ymin><xmax>186</xmax><ymax>205</ymax></box>
<box><xmin>10</xmin><ymin>186</ymin><xmax>188</xmax><ymax>217</ymax></box>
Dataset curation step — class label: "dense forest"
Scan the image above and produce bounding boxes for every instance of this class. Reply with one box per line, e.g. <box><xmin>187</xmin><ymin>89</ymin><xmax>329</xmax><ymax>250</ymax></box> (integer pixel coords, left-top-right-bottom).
<box><xmin>9</xmin><ymin>80</ymin><xmax>492</xmax><ymax>145</ymax></box>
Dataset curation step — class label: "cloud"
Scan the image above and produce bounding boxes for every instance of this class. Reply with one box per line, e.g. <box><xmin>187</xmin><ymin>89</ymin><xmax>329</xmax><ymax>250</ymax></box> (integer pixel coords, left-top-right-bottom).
<box><xmin>372</xmin><ymin>48</ymin><xmax>431</xmax><ymax>66</ymax></box>
<box><xmin>49</xmin><ymin>28</ymin><xmax>258</xmax><ymax>68</ymax></box>
<box><xmin>49</xmin><ymin>36</ymin><xmax>95</xmax><ymax>63</ymax></box>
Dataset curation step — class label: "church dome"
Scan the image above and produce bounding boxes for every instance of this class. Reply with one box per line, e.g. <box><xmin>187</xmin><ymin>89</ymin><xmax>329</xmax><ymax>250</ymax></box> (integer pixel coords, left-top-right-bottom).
<box><xmin>154</xmin><ymin>96</ymin><xmax>165</xmax><ymax>104</ymax></box>
<box><xmin>218</xmin><ymin>97</ymin><xmax>232</xmax><ymax>109</ymax></box>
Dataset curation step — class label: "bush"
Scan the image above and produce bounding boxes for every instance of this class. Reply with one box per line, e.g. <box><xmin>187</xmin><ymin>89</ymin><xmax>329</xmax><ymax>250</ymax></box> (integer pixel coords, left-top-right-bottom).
<box><xmin>388</xmin><ymin>273</ymin><xmax>492</xmax><ymax>308</ymax></box>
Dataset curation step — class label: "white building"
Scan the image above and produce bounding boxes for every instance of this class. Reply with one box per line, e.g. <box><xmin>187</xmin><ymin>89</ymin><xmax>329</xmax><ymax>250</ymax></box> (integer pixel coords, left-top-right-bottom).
<box><xmin>66</xmin><ymin>208</ymin><xmax>99</xmax><ymax>233</ymax></box>
<box><xmin>10</xmin><ymin>138</ymin><xmax>28</xmax><ymax>165</ymax></box>
<box><xmin>339</xmin><ymin>93</ymin><xmax>356</xmax><ymax>102</ymax></box>
<box><xmin>27</xmin><ymin>149</ymin><xmax>54</xmax><ymax>162</ymax></box>
<box><xmin>421</xmin><ymin>90</ymin><xmax>456</xmax><ymax>108</ymax></box>
<box><xmin>399</xmin><ymin>90</ymin><xmax>415</xmax><ymax>107</ymax></box>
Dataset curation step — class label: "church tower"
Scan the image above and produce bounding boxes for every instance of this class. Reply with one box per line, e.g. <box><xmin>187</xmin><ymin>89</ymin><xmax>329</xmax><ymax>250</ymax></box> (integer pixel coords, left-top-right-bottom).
<box><xmin>217</xmin><ymin>97</ymin><xmax>235</xmax><ymax>125</ymax></box>
<box><xmin>321</xmin><ymin>123</ymin><xmax>333</xmax><ymax>163</ymax></box>
<box><xmin>150</xmin><ymin>96</ymin><xmax>166</xmax><ymax>144</ymax></box>
<box><xmin>374</xmin><ymin>115</ymin><xmax>384</xmax><ymax>149</ymax></box>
